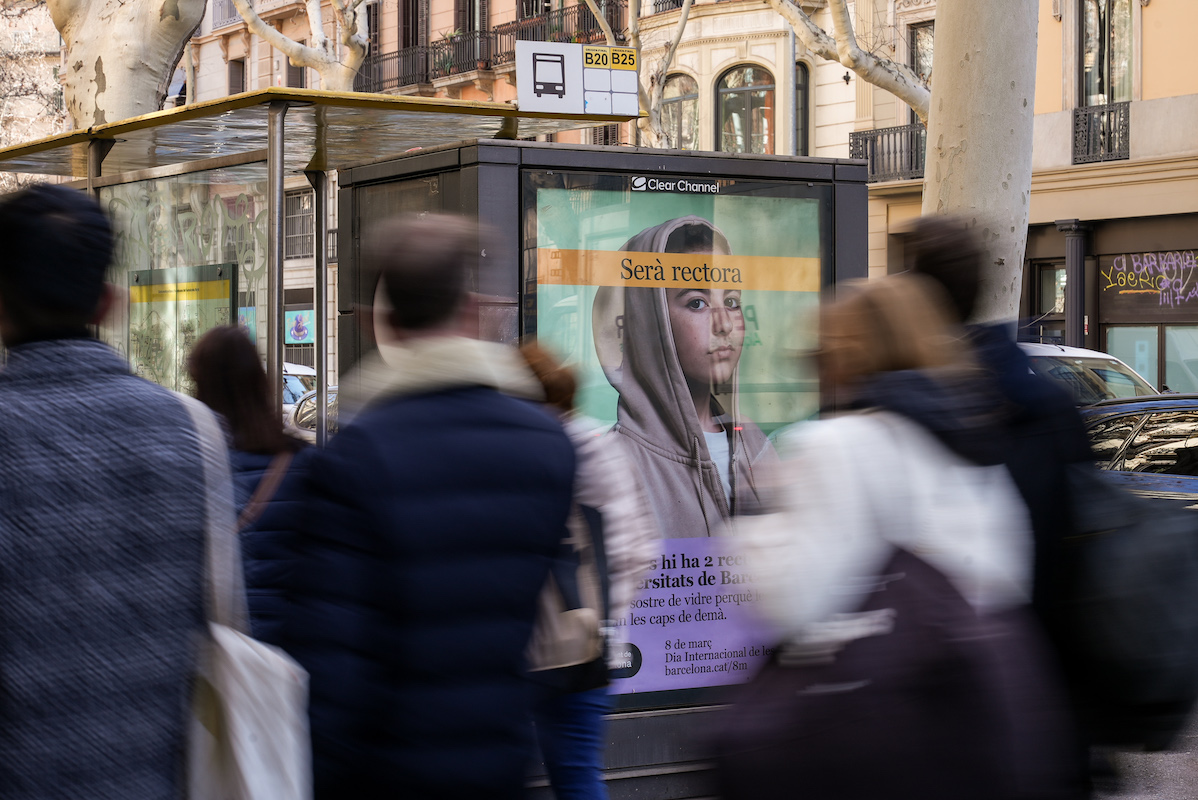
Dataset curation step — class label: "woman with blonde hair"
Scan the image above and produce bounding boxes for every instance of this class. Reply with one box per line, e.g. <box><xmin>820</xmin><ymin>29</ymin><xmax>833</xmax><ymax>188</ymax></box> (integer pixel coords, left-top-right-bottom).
<box><xmin>717</xmin><ymin>274</ymin><xmax>1083</xmax><ymax>800</ymax></box>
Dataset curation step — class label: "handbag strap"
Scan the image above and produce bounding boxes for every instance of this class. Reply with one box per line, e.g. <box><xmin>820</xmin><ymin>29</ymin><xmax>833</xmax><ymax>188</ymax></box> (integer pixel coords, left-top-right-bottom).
<box><xmin>237</xmin><ymin>451</ymin><xmax>295</xmax><ymax>531</ymax></box>
<box><xmin>178</xmin><ymin>393</ymin><xmax>249</xmax><ymax>633</ymax></box>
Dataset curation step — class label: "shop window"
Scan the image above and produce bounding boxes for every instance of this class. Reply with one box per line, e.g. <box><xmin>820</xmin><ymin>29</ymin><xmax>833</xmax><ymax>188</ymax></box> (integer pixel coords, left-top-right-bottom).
<box><xmin>1081</xmin><ymin>0</ymin><xmax>1132</xmax><ymax>106</ymax></box>
<box><xmin>794</xmin><ymin>62</ymin><xmax>809</xmax><ymax>157</ymax></box>
<box><xmin>1039</xmin><ymin>265</ymin><xmax>1067</xmax><ymax>315</ymax></box>
<box><xmin>717</xmin><ymin>66</ymin><xmax>774</xmax><ymax>155</ymax></box>
<box><xmin>284</xmin><ymin>190</ymin><xmax>315</xmax><ymax>259</ymax></box>
<box><xmin>1165</xmin><ymin>326</ymin><xmax>1198</xmax><ymax>394</ymax></box>
<box><xmin>1106</xmin><ymin>326</ymin><xmax>1158</xmax><ymax>389</ymax></box>
<box><xmin>661</xmin><ymin>74</ymin><xmax>698</xmax><ymax>151</ymax></box>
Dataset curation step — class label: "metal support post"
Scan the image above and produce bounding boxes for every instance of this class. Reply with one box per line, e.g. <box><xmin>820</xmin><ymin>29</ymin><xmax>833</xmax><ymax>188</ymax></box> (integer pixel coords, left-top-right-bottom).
<box><xmin>305</xmin><ymin>169</ymin><xmax>329</xmax><ymax>446</ymax></box>
<box><xmin>267</xmin><ymin>102</ymin><xmax>288</xmax><ymax>420</ymax></box>
<box><xmin>1056</xmin><ymin>219</ymin><xmax>1089</xmax><ymax>348</ymax></box>
<box><xmin>86</xmin><ymin>139</ymin><xmax>115</xmax><ymax>201</ymax></box>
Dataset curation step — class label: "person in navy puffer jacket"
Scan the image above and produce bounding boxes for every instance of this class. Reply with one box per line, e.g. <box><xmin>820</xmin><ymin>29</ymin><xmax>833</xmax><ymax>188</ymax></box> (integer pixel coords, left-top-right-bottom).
<box><xmin>282</xmin><ymin>214</ymin><xmax>576</xmax><ymax>800</ymax></box>
<box><xmin>188</xmin><ymin>325</ymin><xmax>311</xmax><ymax>645</ymax></box>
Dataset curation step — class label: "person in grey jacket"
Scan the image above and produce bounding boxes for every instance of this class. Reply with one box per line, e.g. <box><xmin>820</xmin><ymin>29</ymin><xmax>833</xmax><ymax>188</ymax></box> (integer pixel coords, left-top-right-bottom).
<box><xmin>0</xmin><ymin>185</ymin><xmax>219</xmax><ymax>799</ymax></box>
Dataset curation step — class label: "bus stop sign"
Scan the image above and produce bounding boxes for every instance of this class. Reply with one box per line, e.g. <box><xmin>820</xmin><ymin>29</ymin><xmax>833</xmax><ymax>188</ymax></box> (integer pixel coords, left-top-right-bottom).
<box><xmin>516</xmin><ymin>41</ymin><xmax>639</xmax><ymax>116</ymax></box>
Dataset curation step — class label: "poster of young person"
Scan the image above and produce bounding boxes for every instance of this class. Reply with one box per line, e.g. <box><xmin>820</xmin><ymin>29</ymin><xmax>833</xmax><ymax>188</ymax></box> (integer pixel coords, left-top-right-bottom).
<box><xmin>527</xmin><ymin>172</ymin><xmax>828</xmax><ymax>697</ymax></box>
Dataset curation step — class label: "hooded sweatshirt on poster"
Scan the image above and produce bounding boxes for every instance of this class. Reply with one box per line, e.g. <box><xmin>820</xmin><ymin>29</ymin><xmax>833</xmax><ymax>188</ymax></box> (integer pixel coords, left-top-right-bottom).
<box><xmin>594</xmin><ymin>216</ymin><xmax>775</xmax><ymax>538</ymax></box>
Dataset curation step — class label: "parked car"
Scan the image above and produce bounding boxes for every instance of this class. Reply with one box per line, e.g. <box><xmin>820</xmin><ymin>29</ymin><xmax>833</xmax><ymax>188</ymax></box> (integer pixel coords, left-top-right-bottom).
<box><xmin>1080</xmin><ymin>394</ymin><xmax>1198</xmax><ymax>505</ymax></box>
<box><xmin>282</xmin><ymin>362</ymin><xmax>317</xmax><ymax>420</ymax></box>
<box><xmin>1019</xmin><ymin>342</ymin><xmax>1157</xmax><ymax>406</ymax></box>
<box><xmin>287</xmin><ymin>386</ymin><xmax>338</xmax><ymax>443</ymax></box>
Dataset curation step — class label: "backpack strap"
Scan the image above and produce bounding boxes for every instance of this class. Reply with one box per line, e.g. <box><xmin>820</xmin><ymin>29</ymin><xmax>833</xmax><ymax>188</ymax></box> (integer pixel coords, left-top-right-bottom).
<box><xmin>237</xmin><ymin>452</ymin><xmax>295</xmax><ymax>532</ymax></box>
<box><xmin>176</xmin><ymin>393</ymin><xmax>249</xmax><ymax>634</ymax></box>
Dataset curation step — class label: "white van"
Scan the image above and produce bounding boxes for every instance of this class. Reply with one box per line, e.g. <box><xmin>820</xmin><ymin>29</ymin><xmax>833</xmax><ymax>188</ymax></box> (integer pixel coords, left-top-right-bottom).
<box><xmin>1018</xmin><ymin>342</ymin><xmax>1157</xmax><ymax>405</ymax></box>
<box><xmin>282</xmin><ymin>361</ymin><xmax>317</xmax><ymax>419</ymax></box>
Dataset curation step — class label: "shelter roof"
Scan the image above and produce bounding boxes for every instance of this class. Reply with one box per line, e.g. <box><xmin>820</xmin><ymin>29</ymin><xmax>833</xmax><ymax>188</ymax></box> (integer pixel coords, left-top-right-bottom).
<box><xmin>0</xmin><ymin>87</ymin><xmax>636</xmax><ymax>178</ymax></box>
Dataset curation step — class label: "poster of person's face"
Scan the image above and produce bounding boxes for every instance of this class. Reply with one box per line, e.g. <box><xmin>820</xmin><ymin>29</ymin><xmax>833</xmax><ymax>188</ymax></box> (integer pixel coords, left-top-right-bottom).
<box><xmin>525</xmin><ymin>171</ymin><xmax>829</xmax><ymax>701</ymax></box>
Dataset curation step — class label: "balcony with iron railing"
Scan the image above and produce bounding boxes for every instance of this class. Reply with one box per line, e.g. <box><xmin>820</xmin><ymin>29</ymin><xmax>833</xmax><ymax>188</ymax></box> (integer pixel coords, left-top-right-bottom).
<box><xmin>1073</xmin><ymin>101</ymin><xmax>1130</xmax><ymax>165</ymax></box>
<box><xmin>354</xmin><ymin>47</ymin><xmax>429</xmax><ymax>92</ymax></box>
<box><xmin>492</xmin><ymin>1</ymin><xmax>626</xmax><ymax>66</ymax></box>
<box><xmin>351</xmin><ymin>1</ymin><xmax>627</xmax><ymax>92</ymax></box>
<box><xmin>429</xmin><ymin>31</ymin><xmax>492</xmax><ymax>80</ymax></box>
<box><xmin>212</xmin><ymin>0</ymin><xmax>241</xmax><ymax>29</ymax></box>
<box><xmin>849</xmin><ymin>122</ymin><xmax>926</xmax><ymax>183</ymax></box>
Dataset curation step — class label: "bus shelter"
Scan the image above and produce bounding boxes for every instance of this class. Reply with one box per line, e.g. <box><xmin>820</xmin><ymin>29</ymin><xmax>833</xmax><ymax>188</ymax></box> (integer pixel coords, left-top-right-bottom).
<box><xmin>0</xmin><ymin>87</ymin><xmax>633</xmax><ymax>443</ymax></box>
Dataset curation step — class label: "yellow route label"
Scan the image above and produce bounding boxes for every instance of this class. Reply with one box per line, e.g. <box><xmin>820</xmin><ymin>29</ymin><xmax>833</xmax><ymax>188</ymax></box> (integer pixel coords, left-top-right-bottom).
<box><xmin>583</xmin><ymin>46</ymin><xmax>638</xmax><ymax>71</ymax></box>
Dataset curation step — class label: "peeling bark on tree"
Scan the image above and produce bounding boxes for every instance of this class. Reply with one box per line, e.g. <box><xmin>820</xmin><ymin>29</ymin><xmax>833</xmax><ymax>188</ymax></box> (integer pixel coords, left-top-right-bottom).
<box><xmin>921</xmin><ymin>0</ymin><xmax>1038</xmax><ymax>323</ymax></box>
<box><xmin>229</xmin><ymin>0</ymin><xmax>368</xmax><ymax>93</ymax></box>
<box><xmin>48</xmin><ymin>0</ymin><xmax>206</xmax><ymax>129</ymax></box>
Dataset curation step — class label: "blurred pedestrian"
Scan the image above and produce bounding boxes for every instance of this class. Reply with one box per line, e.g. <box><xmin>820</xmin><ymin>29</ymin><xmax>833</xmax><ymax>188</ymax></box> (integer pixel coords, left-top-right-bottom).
<box><xmin>519</xmin><ymin>342</ymin><xmax>655</xmax><ymax>800</ymax></box>
<box><xmin>282</xmin><ymin>214</ymin><xmax>576</xmax><ymax>799</ymax></box>
<box><xmin>717</xmin><ymin>274</ymin><xmax>1082</xmax><ymax>799</ymax></box>
<box><xmin>188</xmin><ymin>324</ymin><xmax>310</xmax><ymax>645</ymax></box>
<box><xmin>0</xmin><ymin>185</ymin><xmax>222</xmax><ymax>799</ymax></box>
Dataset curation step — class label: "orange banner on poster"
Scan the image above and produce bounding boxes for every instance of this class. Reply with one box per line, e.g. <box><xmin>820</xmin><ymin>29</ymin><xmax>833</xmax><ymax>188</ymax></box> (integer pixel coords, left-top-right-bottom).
<box><xmin>536</xmin><ymin>249</ymin><xmax>821</xmax><ymax>292</ymax></box>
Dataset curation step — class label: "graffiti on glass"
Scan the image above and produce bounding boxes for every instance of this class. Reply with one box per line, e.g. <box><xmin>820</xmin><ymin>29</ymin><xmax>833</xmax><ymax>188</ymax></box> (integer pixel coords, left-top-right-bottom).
<box><xmin>1101</xmin><ymin>251</ymin><xmax>1198</xmax><ymax>308</ymax></box>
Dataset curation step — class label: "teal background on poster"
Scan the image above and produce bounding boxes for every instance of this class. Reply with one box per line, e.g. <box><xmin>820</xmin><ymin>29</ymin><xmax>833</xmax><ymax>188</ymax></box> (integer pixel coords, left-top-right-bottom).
<box><xmin>535</xmin><ymin>189</ymin><xmax>823</xmax><ymax>434</ymax></box>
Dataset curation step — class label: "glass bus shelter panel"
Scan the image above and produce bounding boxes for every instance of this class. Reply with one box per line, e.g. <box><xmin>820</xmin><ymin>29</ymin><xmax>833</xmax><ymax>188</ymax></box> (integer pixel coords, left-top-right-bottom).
<box><xmin>99</xmin><ymin>162</ymin><xmax>269</xmax><ymax>393</ymax></box>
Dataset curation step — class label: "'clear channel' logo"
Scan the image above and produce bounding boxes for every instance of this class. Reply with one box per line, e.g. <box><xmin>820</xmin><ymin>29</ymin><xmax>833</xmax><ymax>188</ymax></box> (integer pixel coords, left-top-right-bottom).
<box><xmin>628</xmin><ymin>176</ymin><xmax>720</xmax><ymax>194</ymax></box>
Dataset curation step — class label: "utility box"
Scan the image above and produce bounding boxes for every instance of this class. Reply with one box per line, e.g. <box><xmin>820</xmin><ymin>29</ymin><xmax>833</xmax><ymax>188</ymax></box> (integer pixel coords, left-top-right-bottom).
<box><xmin>337</xmin><ymin>139</ymin><xmax>868</xmax><ymax>799</ymax></box>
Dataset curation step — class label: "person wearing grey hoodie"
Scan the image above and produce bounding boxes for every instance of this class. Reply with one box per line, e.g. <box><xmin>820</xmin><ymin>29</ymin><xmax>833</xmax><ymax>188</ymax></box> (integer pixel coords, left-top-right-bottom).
<box><xmin>592</xmin><ymin>216</ymin><xmax>775</xmax><ymax>538</ymax></box>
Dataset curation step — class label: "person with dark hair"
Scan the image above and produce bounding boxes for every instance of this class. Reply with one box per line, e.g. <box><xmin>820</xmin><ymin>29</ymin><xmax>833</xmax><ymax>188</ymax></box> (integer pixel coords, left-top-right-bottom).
<box><xmin>592</xmin><ymin>215</ymin><xmax>775</xmax><ymax>538</ymax></box>
<box><xmin>905</xmin><ymin>215</ymin><xmax>1097</xmax><ymax>791</ymax></box>
<box><xmin>0</xmin><ymin>184</ymin><xmax>225</xmax><ymax>799</ymax></box>
<box><xmin>187</xmin><ymin>325</ymin><xmax>309</xmax><ymax>644</ymax></box>
<box><xmin>520</xmin><ymin>342</ymin><xmax>655</xmax><ymax>800</ymax></box>
<box><xmin>282</xmin><ymin>214</ymin><xmax>577</xmax><ymax>799</ymax></box>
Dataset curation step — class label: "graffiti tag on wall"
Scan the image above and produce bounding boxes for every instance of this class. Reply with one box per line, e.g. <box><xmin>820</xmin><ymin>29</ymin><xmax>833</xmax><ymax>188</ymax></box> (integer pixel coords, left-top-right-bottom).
<box><xmin>1101</xmin><ymin>250</ymin><xmax>1198</xmax><ymax>308</ymax></box>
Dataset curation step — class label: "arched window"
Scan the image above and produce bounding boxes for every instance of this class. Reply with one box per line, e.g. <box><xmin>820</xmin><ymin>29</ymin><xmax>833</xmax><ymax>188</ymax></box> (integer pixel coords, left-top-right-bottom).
<box><xmin>717</xmin><ymin>66</ymin><xmax>775</xmax><ymax>155</ymax></box>
<box><xmin>661</xmin><ymin>74</ymin><xmax>699</xmax><ymax>150</ymax></box>
<box><xmin>794</xmin><ymin>62</ymin><xmax>809</xmax><ymax>156</ymax></box>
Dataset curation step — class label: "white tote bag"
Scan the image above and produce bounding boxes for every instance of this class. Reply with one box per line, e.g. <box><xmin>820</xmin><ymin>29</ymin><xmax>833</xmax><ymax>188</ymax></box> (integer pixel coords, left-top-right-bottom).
<box><xmin>182</xmin><ymin>395</ymin><xmax>312</xmax><ymax>800</ymax></box>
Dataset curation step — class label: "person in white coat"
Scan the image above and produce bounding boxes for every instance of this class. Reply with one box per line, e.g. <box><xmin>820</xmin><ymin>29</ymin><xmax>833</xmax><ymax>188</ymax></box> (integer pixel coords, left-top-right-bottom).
<box><xmin>722</xmin><ymin>274</ymin><xmax>1083</xmax><ymax>800</ymax></box>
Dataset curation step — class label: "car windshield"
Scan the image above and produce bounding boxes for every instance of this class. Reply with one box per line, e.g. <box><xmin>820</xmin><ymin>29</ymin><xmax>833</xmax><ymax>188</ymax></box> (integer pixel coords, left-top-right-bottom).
<box><xmin>283</xmin><ymin>374</ymin><xmax>317</xmax><ymax>405</ymax></box>
<box><xmin>1028</xmin><ymin>356</ymin><xmax>1156</xmax><ymax>405</ymax></box>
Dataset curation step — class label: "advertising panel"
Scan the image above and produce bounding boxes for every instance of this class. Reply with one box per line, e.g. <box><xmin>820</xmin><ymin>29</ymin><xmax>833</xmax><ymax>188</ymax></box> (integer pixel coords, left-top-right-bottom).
<box><xmin>286</xmin><ymin>309</ymin><xmax>315</xmax><ymax>344</ymax></box>
<box><xmin>128</xmin><ymin>264</ymin><xmax>236</xmax><ymax>394</ymax></box>
<box><xmin>524</xmin><ymin>170</ymin><xmax>829</xmax><ymax>703</ymax></box>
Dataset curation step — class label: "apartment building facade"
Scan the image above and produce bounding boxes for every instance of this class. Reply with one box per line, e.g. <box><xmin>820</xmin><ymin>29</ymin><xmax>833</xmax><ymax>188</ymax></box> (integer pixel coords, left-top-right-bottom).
<box><xmin>854</xmin><ymin>0</ymin><xmax>1198</xmax><ymax>395</ymax></box>
<box><xmin>0</xmin><ymin>2</ymin><xmax>66</xmax><ymax>190</ymax></box>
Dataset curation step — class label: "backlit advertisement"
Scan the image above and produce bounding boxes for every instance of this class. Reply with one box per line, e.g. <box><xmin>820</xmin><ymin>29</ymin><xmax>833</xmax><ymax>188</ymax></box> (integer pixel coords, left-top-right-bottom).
<box><xmin>128</xmin><ymin>264</ymin><xmax>236</xmax><ymax>395</ymax></box>
<box><xmin>524</xmin><ymin>170</ymin><xmax>830</xmax><ymax>701</ymax></box>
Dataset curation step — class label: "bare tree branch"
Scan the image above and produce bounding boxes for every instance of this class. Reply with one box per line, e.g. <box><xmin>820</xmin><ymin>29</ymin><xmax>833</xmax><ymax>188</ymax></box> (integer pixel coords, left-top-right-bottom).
<box><xmin>228</xmin><ymin>0</ymin><xmax>364</xmax><ymax>90</ymax></box>
<box><xmin>578</xmin><ymin>0</ymin><xmax>618</xmax><ymax>46</ymax></box>
<box><xmin>763</xmin><ymin>0</ymin><xmax>930</xmax><ymax>123</ymax></box>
